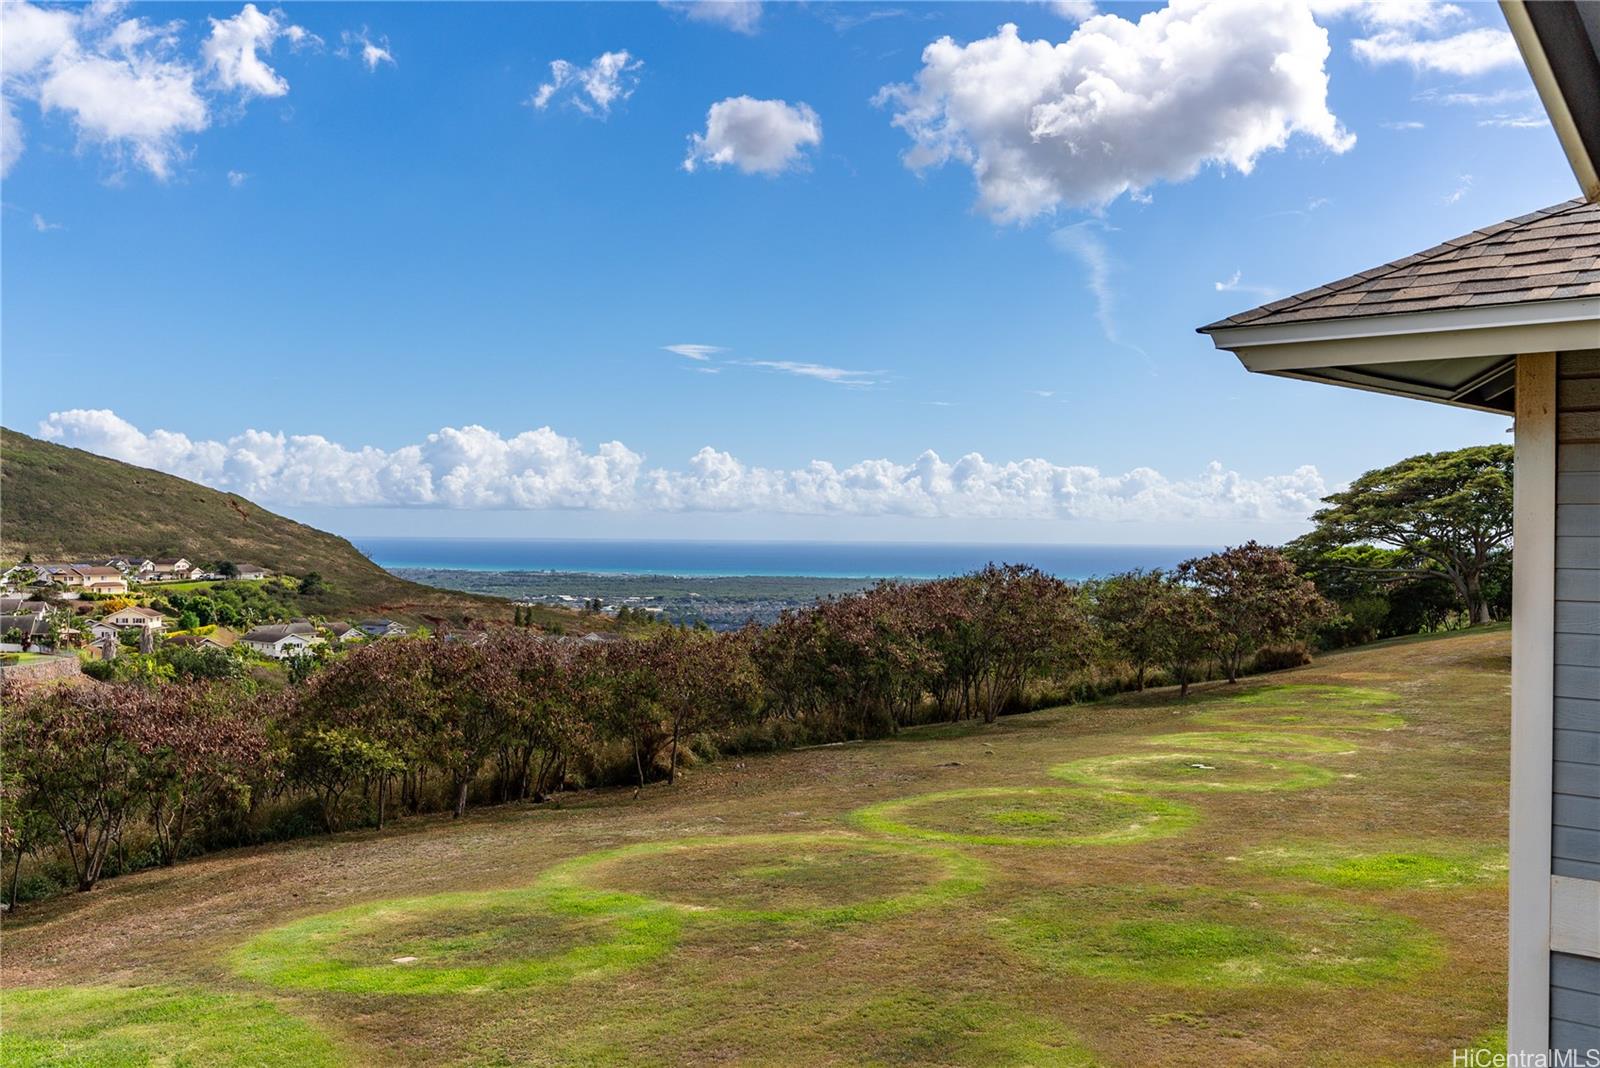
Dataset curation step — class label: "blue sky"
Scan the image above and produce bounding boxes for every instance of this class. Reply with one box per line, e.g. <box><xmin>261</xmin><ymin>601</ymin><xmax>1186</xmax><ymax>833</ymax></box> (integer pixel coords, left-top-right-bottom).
<box><xmin>1</xmin><ymin>0</ymin><xmax>1576</xmax><ymax>544</ymax></box>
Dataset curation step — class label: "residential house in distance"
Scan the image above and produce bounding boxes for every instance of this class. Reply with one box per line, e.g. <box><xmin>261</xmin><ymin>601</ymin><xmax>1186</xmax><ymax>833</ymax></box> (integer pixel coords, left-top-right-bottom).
<box><xmin>240</xmin><ymin>622</ymin><xmax>321</xmax><ymax>659</ymax></box>
<box><xmin>37</xmin><ymin>564</ymin><xmax>87</xmax><ymax>588</ymax></box>
<box><xmin>0</xmin><ymin>596</ymin><xmax>48</xmax><ymax>618</ymax></box>
<box><xmin>1198</xmin><ymin>3</ymin><xmax>1599</xmax><ymax>1054</ymax></box>
<box><xmin>86</xmin><ymin>620</ymin><xmax>121</xmax><ymax>643</ymax></box>
<box><xmin>233</xmin><ymin>564</ymin><xmax>269</xmax><ymax>581</ymax></box>
<box><xmin>167</xmin><ymin>627</ymin><xmax>238</xmax><ymax>651</ymax></box>
<box><xmin>0</xmin><ymin>614</ymin><xmax>52</xmax><ymax>651</ymax></box>
<box><xmin>357</xmin><ymin>619</ymin><xmax>408</xmax><ymax>639</ymax></box>
<box><xmin>325</xmin><ymin>621</ymin><xmax>362</xmax><ymax>643</ymax></box>
<box><xmin>149</xmin><ymin>558</ymin><xmax>201</xmax><ymax>582</ymax></box>
<box><xmin>73</xmin><ymin>566</ymin><xmax>128</xmax><ymax>595</ymax></box>
<box><xmin>102</xmin><ymin>605</ymin><xmax>166</xmax><ymax>631</ymax></box>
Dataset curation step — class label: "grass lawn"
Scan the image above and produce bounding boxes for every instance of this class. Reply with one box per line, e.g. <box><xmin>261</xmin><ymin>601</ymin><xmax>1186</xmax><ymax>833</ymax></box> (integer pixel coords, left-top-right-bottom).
<box><xmin>0</xmin><ymin>629</ymin><xmax>1512</xmax><ymax>1066</ymax></box>
<box><xmin>0</xmin><ymin>651</ymin><xmax>51</xmax><ymax>665</ymax></box>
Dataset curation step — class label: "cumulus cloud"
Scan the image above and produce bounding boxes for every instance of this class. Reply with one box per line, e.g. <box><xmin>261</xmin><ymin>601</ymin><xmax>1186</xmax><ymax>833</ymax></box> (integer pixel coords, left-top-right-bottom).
<box><xmin>0</xmin><ymin>2</ymin><xmax>357</xmax><ymax>179</ymax></box>
<box><xmin>39</xmin><ymin>408</ymin><xmax>1329</xmax><ymax>523</ymax></box>
<box><xmin>531</xmin><ymin>50</ymin><xmax>641</xmax><ymax>117</ymax></box>
<box><xmin>339</xmin><ymin>28</ymin><xmax>394</xmax><ymax>72</ymax></box>
<box><xmin>1049</xmin><ymin>1</ymin><xmax>1098</xmax><ymax>21</ymax></box>
<box><xmin>10</xmin><ymin>4</ymin><xmax>209</xmax><ymax>179</ymax></box>
<box><xmin>201</xmin><ymin>3</ymin><xmax>307</xmax><ymax>98</ymax></box>
<box><xmin>875</xmin><ymin>3</ymin><xmax>1353</xmax><ymax>224</ymax></box>
<box><xmin>684</xmin><ymin>96</ymin><xmax>821</xmax><ymax>175</ymax></box>
<box><xmin>227</xmin><ymin>168</ymin><xmax>248</xmax><ymax>186</ymax></box>
<box><xmin>661</xmin><ymin>1</ymin><xmax>762</xmax><ymax>35</ymax></box>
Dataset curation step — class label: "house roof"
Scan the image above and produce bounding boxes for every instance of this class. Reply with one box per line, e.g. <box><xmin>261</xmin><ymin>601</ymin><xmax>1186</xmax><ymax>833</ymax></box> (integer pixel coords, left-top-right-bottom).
<box><xmin>241</xmin><ymin>623</ymin><xmax>315</xmax><ymax>643</ymax></box>
<box><xmin>106</xmin><ymin>606</ymin><xmax>164</xmax><ymax>620</ymax></box>
<box><xmin>1200</xmin><ymin>197</ymin><xmax>1600</xmax><ymax>332</ymax></box>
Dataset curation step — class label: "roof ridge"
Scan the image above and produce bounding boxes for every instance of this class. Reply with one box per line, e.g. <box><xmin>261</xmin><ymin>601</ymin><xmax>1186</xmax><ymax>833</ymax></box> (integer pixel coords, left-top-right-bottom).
<box><xmin>1199</xmin><ymin>196</ymin><xmax>1593</xmax><ymax>332</ymax></box>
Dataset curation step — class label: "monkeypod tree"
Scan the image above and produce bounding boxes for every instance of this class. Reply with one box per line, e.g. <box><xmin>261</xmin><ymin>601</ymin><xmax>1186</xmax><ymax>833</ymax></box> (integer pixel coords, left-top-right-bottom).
<box><xmin>1089</xmin><ymin>569</ymin><xmax>1173</xmax><ymax>691</ymax></box>
<box><xmin>1179</xmin><ymin>543</ymin><xmax>1329</xmax><ymax>684</ymax></box>
<box><xmin>1295</xmin><ymin>445</ymin><xmax>1513</xmax><ymax>625</ymax></box>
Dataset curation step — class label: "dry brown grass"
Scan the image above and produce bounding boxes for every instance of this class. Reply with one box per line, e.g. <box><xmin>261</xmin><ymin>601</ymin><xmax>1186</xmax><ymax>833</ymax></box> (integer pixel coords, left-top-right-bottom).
<box><xmin>1</xmin><ymin>628</ymin><xmax>1512</xmax><ymax>1066</ymax></box>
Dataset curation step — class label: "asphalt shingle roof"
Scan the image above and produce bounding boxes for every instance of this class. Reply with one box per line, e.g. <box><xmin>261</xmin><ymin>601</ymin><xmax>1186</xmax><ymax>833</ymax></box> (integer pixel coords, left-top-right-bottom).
<box><xmin>1200</xmin><ymin>197</ymin><xmax>1600</xmax><ymax>332</ymax></box>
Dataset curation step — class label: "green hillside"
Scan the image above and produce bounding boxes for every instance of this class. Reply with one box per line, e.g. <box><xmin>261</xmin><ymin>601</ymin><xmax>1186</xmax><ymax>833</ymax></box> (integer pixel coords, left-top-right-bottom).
<box><xmin>0</xmin><ymin>427</ymin><xmax>511</xmax><ymax>626</ymax></box>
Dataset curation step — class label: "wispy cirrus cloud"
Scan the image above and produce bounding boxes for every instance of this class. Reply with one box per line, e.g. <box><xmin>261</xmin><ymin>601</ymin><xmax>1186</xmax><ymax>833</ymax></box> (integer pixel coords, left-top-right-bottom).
<box><xmin>663</xmin><ymin>344</ymin><xmax>724</xmax><ymax>361</ymax></box>
<box><xmin>740</xmin><ymin>360</ymin><xmax>880</xmax><ymax>387</ymax></box>
<box><xmin>40</xmin><ymin>407</ymin><xmax>1330</xmax><ymax>524</ymax></box>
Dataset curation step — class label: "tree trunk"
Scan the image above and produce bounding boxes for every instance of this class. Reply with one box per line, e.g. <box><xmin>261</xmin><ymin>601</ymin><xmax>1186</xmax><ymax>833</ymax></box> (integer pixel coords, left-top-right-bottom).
<box><xmin>453</xmin><ymin>778</ymin><xmax>469</xmax><ymax>819</ymax></box>
<box><xmin>667</xmin><ymin>727</ymin><xmax>680</xmax><ymax>785</ymax></box>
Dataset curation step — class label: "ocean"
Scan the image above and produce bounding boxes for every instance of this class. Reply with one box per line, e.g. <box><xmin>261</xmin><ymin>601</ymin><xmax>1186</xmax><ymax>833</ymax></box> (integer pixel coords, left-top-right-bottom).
<box><xmin>358</xmin><ymin>537</ymin><xmax>1215</xmax><ymax>581</ymax></box>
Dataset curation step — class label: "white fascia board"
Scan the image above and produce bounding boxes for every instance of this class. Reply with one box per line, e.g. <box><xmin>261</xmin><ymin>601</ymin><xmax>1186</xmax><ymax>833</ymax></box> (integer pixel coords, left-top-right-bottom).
<box><xmin>1206</xmin><ymin>299</ymin><xmax>1600</xmax><ymax>374</ymax></box>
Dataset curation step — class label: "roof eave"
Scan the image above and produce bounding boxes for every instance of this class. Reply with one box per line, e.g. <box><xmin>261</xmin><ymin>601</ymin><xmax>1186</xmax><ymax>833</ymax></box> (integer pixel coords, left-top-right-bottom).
<box><xmin>1502</xmin><ymin>0</ymin><xmax>1600</xmax><ymax>202</ymax></box>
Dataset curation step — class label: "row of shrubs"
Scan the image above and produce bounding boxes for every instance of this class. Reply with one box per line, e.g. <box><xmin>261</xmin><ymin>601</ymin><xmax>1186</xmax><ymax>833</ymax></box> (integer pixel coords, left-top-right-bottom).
<box><xmin>2</xmin><ymin>543</ymin><xmax>1330</xmax><ymax>906</ymax></box>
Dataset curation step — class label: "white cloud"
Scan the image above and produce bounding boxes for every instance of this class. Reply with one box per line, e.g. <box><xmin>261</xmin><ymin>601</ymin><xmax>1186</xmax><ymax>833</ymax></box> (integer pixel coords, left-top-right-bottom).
<box><xmin>1051</xmin><ymin>223</ymin><xmax>1123</xmax><ymax>344</ymax></box>
<box><xmin>1443</xmin><ymin>173</ymin><xmax>1472</xmax><ymax>204</ymax></box>
<box><xmin>1380</xmin><ymin>119</ymin><xmax>1425</xmax><ymax>130</ymax></box>
<box><xmin>1</xmin><ymin>96</ymin><xmax>23</xmax><ymax>176</ymax></box>
<box><xmin>1478</xmin><ymin>114</ymin><xmax>1550</xmax><ymax>130</ymax></box>
<box><xmin>663</xmin><ymin>344</ymin><xmax>724</xmax><ymax>361</ymax></box>
<box><xmin>531</xmin><ymin>51</ymin><xmax>642</xmax><ymax>117</ymax></box>
<box><xmin>339</xmin><ymin>29</ymin><xmax>394</xmax><ymax>72</ymax></box>
<box><xmin>876</xmin><ymin>4</ymin><xmax>1353</xmax><ymax>224</ymax></box>
<box><xmin>31</xmin><ymin>211</ymin><xmax>62</xmax><ymax>231</ymax></box>
<box><xmin>201</xmin><ymin>3</ymin><xmax>306</xmax><ymax>98</ymax></box>
<box><xmin>39</xmin><ymin>408</ymin><xmax>1330</xmax><ymax>523</ymax></box>
<box><xmin>1351</xmin><ymin>26</ymin><xmax>1520</xmax><ymax>76</ymax></box>
<box><xmin>661</xmin><ymin>1</ymin><xmax>762</xmax><ymax>35</ymax></box>
<box><xmin>684</xmin><ymin>96</ymin><xmax>821</xmax><ymax>175</ymax></box>
<box><xmin>1049</xmin><ymin>1</ymin><xmax>1098</xmax><ymax>21</ymax></box>
<box><xmin>1214</xmin><ymin>270</ymin><xmax>1276</xmax><ymax>298</ymax></box>
<box><xmin>1415</xmin><ymin>86</ymin><xmax>1534</xmax><ymax>108</ymax></box>
<box><xmin>227</xmin><ymin>168</ymin><xmax>248</xmax><ymax>186</ymax></box>
<box><xmin>740</xmin><ymin>360</ymin><xmax>878</xmax><ymax>386</ymax></box>
<box><xmin>1309</xmin><ymin>0</ymin><xmax>1466</xmax><ymax>32</ymax></box>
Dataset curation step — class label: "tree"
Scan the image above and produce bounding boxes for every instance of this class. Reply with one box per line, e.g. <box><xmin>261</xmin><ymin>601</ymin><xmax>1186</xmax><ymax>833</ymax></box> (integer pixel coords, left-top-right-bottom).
<box><xmin>647</xmin><ymin>629</ymin><xmax>760</xmax><ymax>783</ymax></box>
<box><xmin>217</xmin><ymin>561</ymin><xmax>239</xmax><ymax>579</ymax></box>
<box><xmin>1179</xmin><ymin>542</ymin><xmax>1329</xmax><ymax>683</ymax></box>
<box><xmin>1150</xmin><ymin>582</ymin><xmax>1217</xmax><ymax>699</ymax></box>
<box><xmin>129</xmin><ymin>684</ymin><xmax>267</xmax><ymax>865</ymax></box>
<box><xmin>298</xmin><ymin>572</ymin><xmax>326</xmax><ymax>596</ymax></box>
<box><xmin>1297</xmin><ymin>445</ymin><xmax>1513</xmax><ymax>625</ymax></box>
<box><xmin>3</xmin><ymin>682</ymin><xmax>159</xmax><ymax>891</ymax></box>
<box><xmin>1090</xmin><ymin>570</ymin><xmax>1172</xmax><ymax>691</ymax></box>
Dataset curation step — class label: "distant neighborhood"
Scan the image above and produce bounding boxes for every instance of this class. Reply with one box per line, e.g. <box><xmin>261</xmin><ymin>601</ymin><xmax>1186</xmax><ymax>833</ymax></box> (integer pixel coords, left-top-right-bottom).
<box><xmin>0</xmin><ymin>554</ymin><xmax>410</xmax><ymax>669</ymax></box>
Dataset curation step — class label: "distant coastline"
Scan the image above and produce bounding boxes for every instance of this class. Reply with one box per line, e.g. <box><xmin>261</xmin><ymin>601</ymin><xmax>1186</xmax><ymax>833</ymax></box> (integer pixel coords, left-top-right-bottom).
<box><xmin>377</xmin><ymin>539</ymin><xmax>1220</xmax><ymax>629</ymax></box>
<box><xmin>361</xmin><ymin>537</ymin><xmax>1215</xmax><ymax>582</ymax></box>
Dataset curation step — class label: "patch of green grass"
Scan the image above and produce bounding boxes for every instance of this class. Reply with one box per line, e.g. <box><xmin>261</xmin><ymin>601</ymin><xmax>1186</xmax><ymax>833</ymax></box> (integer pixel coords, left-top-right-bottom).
<box><xmin>832</xmin><ymin>991</ymin><xmax>1099</xmax><ymax>1066</ymax></box>
<box><xmin>1227</xmin><ymin>684</ymin><xmax>1400</xmax><ymax>707</ymax></box>
<box><xmin>1241</xmin><ymin>843</ymin><xmax>1508</xmax><ymax>890</ymax></box>
<box><xmin>537</xmin><ymin>833</ymin><xmax>986</xmax><ymax>925</ymax></box>
<box><xmin>996</xmin><ymin>886</ymin><xmax>1440</xmax><ymax>988</ymax></box>
<box><xmin>0</xmin><ymin>986</ymin><xmax>345</xmax><ymax>1067</ymax></box>
<box><xmin>1194</xmin><ymin>684</ymin><xmax>1406</xmax><ymax>732</ymax></box>
<box><xmin>1137</xmin><ymin>730</ymin><xmax>1358</xmax><ymax>755</ymax></box>
<box><xmin>851</xmin><ymin>787</ymin><xmax>1198</xmax><ymax>847</ymax></box>
<box><xmin>232</xmin><ymin>885</ymin><xmax>680</xmax><ymax>995</ymax></box>
<box><xmin>1050</xmin><ymin>752</ymin><xmax>1337</xmax><ymax>793</ymax></box>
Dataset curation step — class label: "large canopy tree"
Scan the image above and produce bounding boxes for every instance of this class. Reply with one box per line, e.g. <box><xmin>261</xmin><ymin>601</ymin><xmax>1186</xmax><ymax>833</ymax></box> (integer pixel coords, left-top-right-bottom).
<box><xmin>1295</xmin><ymin>445</ymin><xmax>1513</xmax><ymax>625</ymax></box>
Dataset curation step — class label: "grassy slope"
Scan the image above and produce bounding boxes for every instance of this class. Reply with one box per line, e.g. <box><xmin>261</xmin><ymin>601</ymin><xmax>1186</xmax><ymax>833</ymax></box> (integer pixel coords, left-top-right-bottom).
<box><xmin>0</xmin><ymin>427</ymin><xmax>522</xmax><ymax>626</ymax></box>
<box><xmin>0</xmin><ymin>630</ymin><xmax>1511</xmax><ymax>1066</ymax></box>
